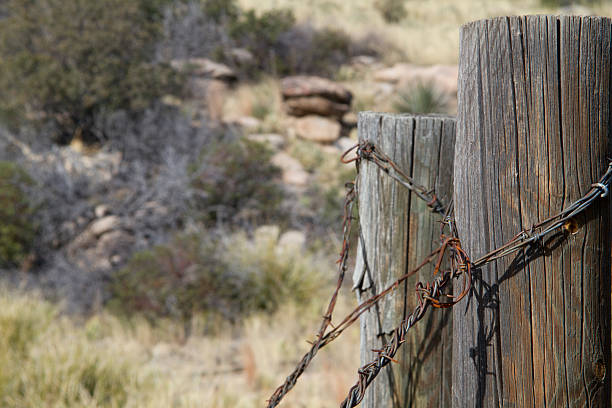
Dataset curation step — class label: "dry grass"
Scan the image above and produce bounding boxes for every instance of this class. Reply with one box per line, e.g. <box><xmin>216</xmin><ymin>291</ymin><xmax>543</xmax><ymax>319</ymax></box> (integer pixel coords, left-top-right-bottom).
<box><xmin>237</xmin><ymin>0</ymin><xmax>612</xmax><ymax>64</ymax></box>
<box><xmin>223</xmin><ymin>76</ymin><xmax>287</xmax><ymax>133</ymax></box>
<box><xmin>0</xmin><ymin>282</ymin><xmax>360</xmax><ymax>407</ymax></box>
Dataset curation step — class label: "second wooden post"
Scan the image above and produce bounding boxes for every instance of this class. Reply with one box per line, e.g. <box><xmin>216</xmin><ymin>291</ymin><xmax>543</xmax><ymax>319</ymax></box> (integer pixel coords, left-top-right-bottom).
<box><xmin>353</xmin><ymin>112</ymin><xmax>456</xmax><ymax>408</ymax></box>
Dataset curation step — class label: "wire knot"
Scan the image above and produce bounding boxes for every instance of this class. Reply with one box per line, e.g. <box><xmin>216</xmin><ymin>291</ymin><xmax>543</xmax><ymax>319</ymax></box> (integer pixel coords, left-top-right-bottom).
<box><xmin>591</xmin><ymin>182</ymin><xmax>609</xmax><ymax>198</ymax></box>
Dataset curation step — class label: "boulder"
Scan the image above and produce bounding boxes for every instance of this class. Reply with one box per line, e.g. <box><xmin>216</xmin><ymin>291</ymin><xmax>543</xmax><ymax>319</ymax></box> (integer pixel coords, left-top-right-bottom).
<box><xmin>341</xmin><ymin>112</ymin><xmax>358</xmax><ymax>128</ymax></box>
<box><xmin>292</xmin><ymin>115</ymin><xmax>341</xmax><ymax>144</ymax></box>
<box><xmin>66</xmin><ymin>218</ymin><xmax>134</xmax><ymax>272</ymax></box>
<box><xmin>170</xmin><ymin>58</ymin><xmax>237</xmax><ymax>82</ymax></box>
<box><xmin>89</xmin><ymin>216</ymin><xmax>121</xmax><ymax>237</ymax></box>
<box><xmin>59</xmin><ymin>148</ymin><xmax>121</xmax><ymax>183</ymax></box>
<box><xmin>227</xmin><ymin>48</ymin><xmax>254</xmax><ymax>66</ymax></box>
<box><xmin>281</xmin><ymin>76</ymin><xmax>352</xmax><ymax>105</ymax></box>
<box><xmin>284</xmin><ymin>96</ymin><xmax>350</xmax><ymax>119</ymax></box>
<box><xmin>271</xmin><ymin>152</ymin><xmax>309</xmax><ymax>187</ymax></box>
<box><xmin>94</xmin><ymin>204</ymin><xmax>110</xmax><ymax>218</ymax></box>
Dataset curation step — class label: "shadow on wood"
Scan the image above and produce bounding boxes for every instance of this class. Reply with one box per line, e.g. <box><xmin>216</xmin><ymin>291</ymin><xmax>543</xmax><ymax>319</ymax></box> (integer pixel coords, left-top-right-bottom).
<box><xmin>454</xmin><ymin>15</ymin><xmax>611</xmax><ymax>408</ymax></box>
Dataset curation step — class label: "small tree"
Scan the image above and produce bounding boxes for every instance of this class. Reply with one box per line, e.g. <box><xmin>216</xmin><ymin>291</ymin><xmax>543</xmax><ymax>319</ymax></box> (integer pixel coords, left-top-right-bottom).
<box><xmin>0</xmin><ymin>0</ymin><xmax>181</xmax><ymax>144</ymax></box>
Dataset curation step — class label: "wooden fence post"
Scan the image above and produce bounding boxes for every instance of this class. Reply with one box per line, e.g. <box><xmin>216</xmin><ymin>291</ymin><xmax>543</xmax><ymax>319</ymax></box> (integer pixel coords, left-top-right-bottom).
<box><xmin>353</xmin><ymin>112</ymin><xmax>456</xmax><ymax>407</ymax></box>
<box><xmin>453</xmin><ymin>16</ymin><xmax>611</xmax><ymax>407</ymax></box>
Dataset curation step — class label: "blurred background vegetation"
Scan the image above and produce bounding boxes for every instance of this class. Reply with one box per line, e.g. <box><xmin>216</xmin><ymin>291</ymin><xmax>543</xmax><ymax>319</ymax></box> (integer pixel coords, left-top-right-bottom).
<box><xmin>0</xmin><ymin>0</ymin><xmax>609</xmax><ymax>406</ymax></box>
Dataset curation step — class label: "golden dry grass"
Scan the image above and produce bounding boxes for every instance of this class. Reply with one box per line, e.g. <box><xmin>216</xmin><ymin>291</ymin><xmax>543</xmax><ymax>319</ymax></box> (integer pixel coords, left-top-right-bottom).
<box><xmin>0</xmin><ymin>287</ymin><xmax>360</xmax><ymax>407</ymax></box>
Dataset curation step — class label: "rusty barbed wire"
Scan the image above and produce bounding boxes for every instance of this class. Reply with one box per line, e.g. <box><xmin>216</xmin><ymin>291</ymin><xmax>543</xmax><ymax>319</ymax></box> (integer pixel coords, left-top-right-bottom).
<box><xmin>340</xmin><ymin>238</ymin><xmax>471</xmax><ymax>408</ymax></box>
<box><xmin>267</xmin><ymin>140</ymin><xmax>612</xmax><ymax>408</ymax></box>
<box><xmin>266</xmin><ymin>176</ymin><xmax>358</xmax><ymax>408</ymax></box>
<box><xmin>471</xmin><ymin>162</ymin><xmax>612</xmax><ymax>267</ymax></box>
<box><xmin>342</xmin><ymin>141</ymin><xmax>446</xmax><ymax>214</ymax></box>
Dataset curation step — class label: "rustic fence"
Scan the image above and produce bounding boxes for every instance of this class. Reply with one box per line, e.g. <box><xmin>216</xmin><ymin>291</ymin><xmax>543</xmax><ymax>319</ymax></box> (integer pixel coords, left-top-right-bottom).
<box><xmin>268</xmin><ymin>14</ymin><xmax>611</xmax><ymax>408</ymax></box>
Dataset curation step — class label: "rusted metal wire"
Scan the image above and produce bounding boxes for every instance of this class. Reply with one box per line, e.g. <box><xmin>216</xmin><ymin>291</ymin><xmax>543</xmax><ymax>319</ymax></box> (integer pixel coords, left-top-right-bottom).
<box><xmin>267</xmin><ymin>140</ymin><xmax>612</xmax><ymax>408</ymax></box>
<box><xmin>471</xmin><ymin>162</ymin><xmax>612</xmax><ymax>267</ymax></box>
<box><xmin>266</xmin><ymin>175</ymin><xmax>358</xmax><ymax>408</ymax></box>
<box><xmin>343</xmin><ymin>141</ymin><xmax>446</xmax><ymax>214</ymax></box>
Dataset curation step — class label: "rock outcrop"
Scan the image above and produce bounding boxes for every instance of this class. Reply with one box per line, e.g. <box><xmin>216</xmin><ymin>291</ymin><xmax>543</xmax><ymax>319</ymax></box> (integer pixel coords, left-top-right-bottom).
<box><xmin>66</xmin><ymin>214</ymin><xmax>134</xmax><ymax>271</ymax></box>
<box><xmin>281</xmin><ymin>76</ymin><xmax>352</xmax><ymax>119</ymax></box>
<box><xmin>171</xmin><ymin>58</ymin><xmax>237</xmax><ymax>121</ymax></box>
<box><xmin>281</xmin><ymin>76</ymin><xmax>352</xmax><ymax>143</ymax></box>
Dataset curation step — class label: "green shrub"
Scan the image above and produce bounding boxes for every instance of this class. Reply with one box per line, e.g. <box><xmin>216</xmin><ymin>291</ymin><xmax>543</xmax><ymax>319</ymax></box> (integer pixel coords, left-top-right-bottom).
<box><xmin>202</xmin><ymin>0</ymin><xmax>240</xmax><ymax>24</ymax></box>
<box><xmin>229</xmin><ymin>8</ymin><xmax>296</xmax><ymax>74</ymax></box>
<box><xmin>0</xmin><ymin>161</ymin><xmax>36</xmax><ymax>268</ymax></box>
<box><xmin>393</xmin><ymin>81</ymin><xmax>449</xmax><ymax>115</ymax></box>
<box><xmin>308</xmin><ymin>28</ymin><xmax>353</xmax><ymax>75</ymax></box>
<box><xmin>191</xmin><ymin>138</ymin><xmax>284</xmax><ymax>225</ymax></box>
<box><xmin>109</xmin><ymin>234</ymin><xmax>245</xmax><ymax>323</ymax></box>
<box><xmin>0</xmin><ymin>0</ymin><xmax>182</xmax><ymax>144</ymax></box>
<box><xmin>108</xmin><ymin>229</ymin><xmax>329</xmax><ymax>325</ymax></box>
<box><xmin>375</xmin><ymin>0</ymin><xmax>407</xmax><ymax>24</ymax></box>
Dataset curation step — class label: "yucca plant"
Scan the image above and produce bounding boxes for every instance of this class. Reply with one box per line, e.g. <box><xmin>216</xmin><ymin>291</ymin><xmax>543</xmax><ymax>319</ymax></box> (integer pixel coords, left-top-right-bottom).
<box><xmin>392</xmin><ymin>81</ymin><xmax>449</xmax><ymax>115</ymax></box>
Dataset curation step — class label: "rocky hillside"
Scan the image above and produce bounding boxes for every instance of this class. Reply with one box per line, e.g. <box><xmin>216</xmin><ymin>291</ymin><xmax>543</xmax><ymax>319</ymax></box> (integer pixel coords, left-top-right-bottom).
<box><xmin>1</xmin><ymin>0</ymin><xmax>606</xmax><ymax>319</ymax></box>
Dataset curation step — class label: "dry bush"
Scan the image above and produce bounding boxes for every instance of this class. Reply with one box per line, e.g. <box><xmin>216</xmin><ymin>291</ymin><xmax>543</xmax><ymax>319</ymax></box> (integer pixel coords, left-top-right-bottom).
<box><xmin>109</xmin><ymin>227</ymin><xmax>331</xmax><ymax>328</ymax></box>
<box><xmin>191</xmin><ymin>137</ymin><xmax>284</xmax><ymax>226</ymax></box>
<box><xmin>160</xmin><ymin>0</ymin><xmax>378</xmax><ymax>77</ymax></box>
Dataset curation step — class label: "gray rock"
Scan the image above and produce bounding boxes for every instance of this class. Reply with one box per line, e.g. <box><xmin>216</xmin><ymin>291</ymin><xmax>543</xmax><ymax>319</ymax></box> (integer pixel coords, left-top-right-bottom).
<box><xmin>89</xmin><ymin>216</ymin><xmax>121</xmax><ymax>237</ymax></box>
<box><xmin>228</xmin><ymin>48</ymin><xmax>254</xmax><ymax>66</ymax></box>
<box><xmin>94</xmin><ymin>204</ymin><xmax>110</xmax><ymax>218</ymax></box>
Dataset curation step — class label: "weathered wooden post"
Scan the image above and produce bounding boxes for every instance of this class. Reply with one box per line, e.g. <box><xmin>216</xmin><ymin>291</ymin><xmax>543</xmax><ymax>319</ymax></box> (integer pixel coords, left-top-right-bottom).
<box><xmin>353</xmin><ymin>112</ymin><xmax>456</xmax><ymax>407</ymax></box>
<box><xmin>453</xmin><ymin>16</ymin><xmax>611</xmax><ymax>407</ymax></box>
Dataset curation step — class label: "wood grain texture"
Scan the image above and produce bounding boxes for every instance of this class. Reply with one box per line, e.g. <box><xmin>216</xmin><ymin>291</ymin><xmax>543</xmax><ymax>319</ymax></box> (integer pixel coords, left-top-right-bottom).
<box><xmin>353</xmin><ymin>112</ymin><xmax>456</xmax><ymax>408</ymax></box>
<box><xmin>453</xmin><ymin>16</ymin><xmax>611</xmax><ymax>408</ymax></box>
